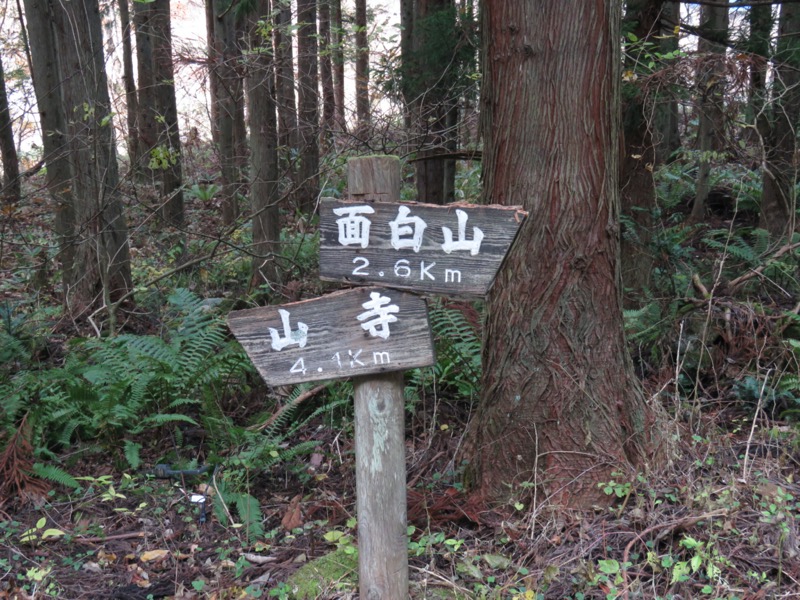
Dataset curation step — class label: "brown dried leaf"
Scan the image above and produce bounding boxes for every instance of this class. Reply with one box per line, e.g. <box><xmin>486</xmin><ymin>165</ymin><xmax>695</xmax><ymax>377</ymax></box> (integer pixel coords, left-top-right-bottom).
<box><xmin>281</xmin><ymin>494</ymin><xmax>303</xmax><ymax>531</ymax></box>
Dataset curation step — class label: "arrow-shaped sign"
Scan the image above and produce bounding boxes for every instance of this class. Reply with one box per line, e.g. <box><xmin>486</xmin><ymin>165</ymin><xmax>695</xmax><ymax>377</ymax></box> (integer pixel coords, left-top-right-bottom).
<box><xmin>228</xmin><ymin>287</ymin><xmax>435</xmax><ymax>386</ymax></box>
<box><xmin>319</xmin><ymin>199</ymin><xmax>527</xmax><ymax>298</ymax></box>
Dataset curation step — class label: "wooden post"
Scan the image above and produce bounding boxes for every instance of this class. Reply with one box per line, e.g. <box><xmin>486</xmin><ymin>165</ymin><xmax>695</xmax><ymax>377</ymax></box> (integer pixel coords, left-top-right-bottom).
<box><xmin>349</xmin><ymin>156</ymin><xmax>409</xmax><ymax>599</ymax></box>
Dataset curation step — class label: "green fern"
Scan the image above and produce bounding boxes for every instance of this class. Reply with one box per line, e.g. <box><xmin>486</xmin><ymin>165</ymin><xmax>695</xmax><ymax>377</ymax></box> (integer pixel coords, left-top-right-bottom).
<box><xmin>409</xmin><ymin>302</ymin><xmax>482</xmax><ymax>402</ymax></box>
<box><xmin>32</xmin><ymin>463</ymin><xmax>80</xmax><ymax>489</ymax></box>
<box><xmin>124</xmin><ymin>440</ymin><xmax>142</xmax><ymax>470</ymax></box>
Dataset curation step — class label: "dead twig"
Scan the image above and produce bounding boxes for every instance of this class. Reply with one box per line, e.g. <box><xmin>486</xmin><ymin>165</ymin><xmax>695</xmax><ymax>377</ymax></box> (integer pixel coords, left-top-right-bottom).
<box><xmin>728</xmin><ymin>241</ymin><xmax>800</xmax><ymax>292</ymax></box>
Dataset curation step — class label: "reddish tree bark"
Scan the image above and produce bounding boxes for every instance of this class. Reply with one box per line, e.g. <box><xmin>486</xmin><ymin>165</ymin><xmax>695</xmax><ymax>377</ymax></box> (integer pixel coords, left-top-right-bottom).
<box><xmin>461</xmin><ymin>0</ymin><xmax>667</xmax><ymax>508</ymax></box>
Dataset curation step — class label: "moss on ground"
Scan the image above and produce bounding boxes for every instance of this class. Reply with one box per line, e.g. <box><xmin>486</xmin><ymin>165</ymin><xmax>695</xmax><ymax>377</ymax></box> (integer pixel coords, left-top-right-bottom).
<box><xmin>285</xmin><ymin>546</ymin><xmax>359</xmax><ymax>599</ymax></box>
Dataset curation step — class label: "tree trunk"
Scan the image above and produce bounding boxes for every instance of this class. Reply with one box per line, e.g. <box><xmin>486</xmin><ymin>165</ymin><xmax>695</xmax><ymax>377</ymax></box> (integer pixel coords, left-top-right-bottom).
<box><xmin>52</xmin><ymin>0</ymin><xmax>132</xmax><ymax>313</ymax></box>
<box><xmin>354</xmin><ymin>0</ymin><xmax>369</xmax><ymax>125</ymax></box>
<box><xmin>118</xmin><ymin>0</ymin><xmax>139</xmax><ymax>168</ymax></box>
<box><xmin>0</xmin><ymin>54</ymin><xmax>20</xmax><ymax>204</ymax></box>
<box><xmin>205</xmin><ymin>0</ymin><xmax>220</xmax><ymax>148</ymax></box>
<box><xmin>152</xmin><ymin>0</ymin><xmax>184</xmax><ymax>226</ymax></box>
<box><xmin>213</xmin><ymin>0</ymin><xmax>242</xmax><ymax>225</ymax></box>
<box><xmin>274</xmin><ymin>0</ymin><xmax>298</xmax><ymax>154</ymax></box>
<box><xmin>331</xmin><ymin>0</ymin><xmax>346</xmax><ymax>131</ymax></box>
<box><xmin>296</xmin><ymin>0</ymin><xmax>319</xmax><ymax>214</ymax></box>
<box><xmin>760</xmin><ymin>4</ymin><xmax>800</xmax><ymax>239</ymax></box>
<box><xmin>620</xmin><ymin>0</ymin><xmax>662</xmax><ymax>302</ymax></box>
<box><xmin>745</xmin><ymin>5</ymin><xmax>770</xmax><ymax>139</ymax></box>
<box><xmin>402</xmin><ymin>0</ymin><xmax>459</xmax><ymax>205</ymax></box>
<box><xmin>134</xmin><ymin>0</ymin><xmax>157</xmax><ymax>178</ymax></box>
<box><xmin>461</xmin><ymin>0</ymin><xmax>668</xmax><ymax>508</ymax></box>
<box><xmin>653</xmin><ymin>0</ymin><xmax>680</xmax><ymax>163</ymax></box>
<box><xmin>318</xmin><ymin>0</ymin><xmax>336</xmax><ymax>147</ymax></box>
<box><xmin>23</xmin><ymin>0</ymin><xmax>76</xmax><ymax>283</ymax></box>
<box><xmin>691</xmin><ymin>0</ymin><xmax>728</xmax><ymax>223</ymax></box>
<box><xmin>247</xmin><ymin>0</ymin><xmax>281</xmax><ymax>287</ymax></box>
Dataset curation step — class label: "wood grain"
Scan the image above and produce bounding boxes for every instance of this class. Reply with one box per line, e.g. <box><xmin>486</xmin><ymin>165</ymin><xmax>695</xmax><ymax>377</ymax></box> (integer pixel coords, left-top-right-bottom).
<box><xmin>354</xmin><ymin>372</ymin><xmax>408</xmax><ymax>600</ymax></box>
<box><xmin>320</xmin><ymin>198</ymin><xmax>527</xmax><ymax>298</ymax></box>
<box><xmin>228</xmin><ymin>287</ymin><xmax>434</xmax><ymax>386</ymax></box>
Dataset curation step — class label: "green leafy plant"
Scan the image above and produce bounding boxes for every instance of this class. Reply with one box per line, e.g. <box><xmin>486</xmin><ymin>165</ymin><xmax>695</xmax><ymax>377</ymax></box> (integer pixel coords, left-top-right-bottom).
<box><xmin>0</xmin><ymin>289</ymin><xmax>252</xmax><ymax>480</ymax></box>
<box><xmin>187</xmin><ymin>183</ymin><xmax>220</xmax><ymax>203</ymax></box>
<box><xmin>407</xmin><ymin>301</ymin><xmax>482</xmax><ymax>405</ymax></box>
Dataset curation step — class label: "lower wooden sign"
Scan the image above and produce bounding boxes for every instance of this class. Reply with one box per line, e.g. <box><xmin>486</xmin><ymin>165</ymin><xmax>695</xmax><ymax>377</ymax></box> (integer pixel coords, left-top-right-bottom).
<box><xmin>228</xmin><ymin>287</ymin><xmax>435</xmax><ymax>386</ymax></box>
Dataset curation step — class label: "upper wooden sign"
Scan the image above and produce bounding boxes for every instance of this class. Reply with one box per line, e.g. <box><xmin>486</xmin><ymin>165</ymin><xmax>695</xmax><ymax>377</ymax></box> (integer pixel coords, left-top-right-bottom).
<box><xmin>228</xmin><ymin>287</ymin><xmax>435</xmax><ymax>386</ymax></box>
<box><xmin>319</xmin><ymin>199</ymin><xmax>527</xmax><ymax>298</ymax></box>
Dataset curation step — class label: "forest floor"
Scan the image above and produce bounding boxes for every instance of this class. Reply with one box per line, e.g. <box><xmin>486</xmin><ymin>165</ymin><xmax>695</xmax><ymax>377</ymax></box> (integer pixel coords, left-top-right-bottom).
<box><xmin>2</xmin><ymin>169</ymin><xmax>800</xmax><ymax>599</ymax></box>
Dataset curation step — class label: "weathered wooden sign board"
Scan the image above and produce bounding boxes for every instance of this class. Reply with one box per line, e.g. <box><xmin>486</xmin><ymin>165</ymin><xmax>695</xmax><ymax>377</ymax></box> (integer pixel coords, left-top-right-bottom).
<box><xmin>319</xmin><ymin>198</ymin><xmax>527</xmax><ymax>298</ymax></box>
<box><xmin>227</xmin><ymin>286</ymin><xmax>435</xmax><ymax>386</ymax></box>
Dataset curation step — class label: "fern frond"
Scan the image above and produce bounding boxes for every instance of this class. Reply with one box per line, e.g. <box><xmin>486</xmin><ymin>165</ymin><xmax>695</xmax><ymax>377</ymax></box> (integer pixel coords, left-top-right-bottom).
<box><xmin>31</xmin><ymin>462</ymin><xmax>80</xmax><ymax>489</ymax></box>
<box><xmin>123</xmin><ymin>440</ymin><xmax>142</xmax><ymax>470</ymax></box>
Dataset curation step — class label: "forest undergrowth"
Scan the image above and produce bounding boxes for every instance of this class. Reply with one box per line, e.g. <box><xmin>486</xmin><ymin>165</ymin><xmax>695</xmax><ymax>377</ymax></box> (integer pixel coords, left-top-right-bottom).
<box><xmin>1</xmin><ymin>154</ymin><xmax>800</xmax><ymax>599</ymax></box>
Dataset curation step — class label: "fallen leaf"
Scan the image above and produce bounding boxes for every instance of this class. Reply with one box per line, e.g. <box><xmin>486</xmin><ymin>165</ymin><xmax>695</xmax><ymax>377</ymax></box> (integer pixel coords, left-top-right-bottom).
<box><xmin>140</xmin><ymin>549</ymin><xmax>170</xmax><ymax>562</ymax></box>
<box><xmin>482</xmin><ymin>553</ymin><xmax>511</xmax><ymax>569</ymax></box>
<box><xmin>281</xmin><ymin>494</ymin><xmax>303</xmax><ymax>531</ymax></box>
<box><xmin>196</xmin><ymin>483</ymin><xmax>214</xmax><ymax>497</ymax></box>
<box><xmin>241</xmin><ymin>553</ymin><xmax>277</xmax><ymax>565</ymax></box>
<box><xmin>82</xmin><ymin>561</ymin><xmax>103</xmax><ymax>574</ymax></box>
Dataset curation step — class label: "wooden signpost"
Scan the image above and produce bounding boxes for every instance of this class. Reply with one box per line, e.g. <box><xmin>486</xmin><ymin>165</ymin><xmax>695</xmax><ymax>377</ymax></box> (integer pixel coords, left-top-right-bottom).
<box><xmin>320</xmin><ymin>198</ymin><xmax>526</xmax><ymax>298</ymax></box>
<box><xmin>229</xmin><ymin>156</ymin><xmax>524</xmax><ymax>599</ymax></box>
<box><xmin>228</xmin><ymin>287</ymin><xmax>434</xmax><ymax>386</ymax></box>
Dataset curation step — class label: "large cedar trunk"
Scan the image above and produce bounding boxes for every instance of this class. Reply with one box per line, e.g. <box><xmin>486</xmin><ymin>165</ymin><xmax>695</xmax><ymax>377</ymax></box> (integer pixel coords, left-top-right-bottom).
<box><xmin>461</xmin><ymin>0</ymin><xmax>667</xmax><ymax>508</ymax></box>
<box><xmin>52</xmin><ymin>0</ymin><xmax>132</xmax><ymax>312</ymax></box>
<box><xmin>247</xmin><ymin>0</ymin><xmax>281</xmax><ymax>287</ymax></box>
<box><xmin>22</xmin><ymin>0</ymin><xmax>75</xmax><ymax>282</ymax></box>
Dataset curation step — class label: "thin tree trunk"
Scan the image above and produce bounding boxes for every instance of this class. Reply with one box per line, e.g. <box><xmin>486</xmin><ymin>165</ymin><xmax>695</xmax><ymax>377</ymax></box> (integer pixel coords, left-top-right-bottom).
<box><xmin>0</xmin><ymin>55</ymin><xmax>20</xmax><ymax>204</ymax></box>
<box><xmin>760</xmin><ymin>3</ymin><xmax>800</xmax><ymax>239</ymax></box>
<box><xmin>52</xmin><ymin>0</ymin><xmax>132</xmax><ymax>312</ymax></box>
<box><xmin>620</xmin><ymin>0</ymin><xmax>662</xmax><ymax>302</ymax></box>
<box><xmin>354</xmin><ymin>0</ymin><xmax>369</xmax><ymax>125</ymax></box>
<box><xmin>691</xmin><ymin>0</ymin><xmax>729</xmax><ymax>223</ymax></box>
<box><xmin>331</xmin><ymin>0</ymin><xmax>345</xmax><ymax>131</ymax></box>
<box><xmin>653</xmin><ymin>0</ymin><xmax>680</xmax><ymax>163</ymax></box>
<box><xmin>213</xmin><ymin>0</ymin><xmax>241</xmax><ymax>225</ymax></box>
<box><xmin>206</xmin><ymin>0</ymin><xmax>221</xmax><ymax>148</ymax></box>
<box><xmin>747</xmin><ymin>3</ymin><xmax>771</xmax><ymax>135</ymax></box>
<box><xmin>319</xmin><ymin>0</ymin><xmax>336</xmax><ymax>147</ymax></box>
<box><xmin>134</xmin><ymin>0</ymin><xmax>157</xmax><ymax>179</ymax></box>
<box><xmin>274</xmin><ymin>0</ymin><xmax>298</xmax><ymax>153</ymax></box>
<box><xmin>296</xmin><ymin>0</ymin><xmax>319</xmax><ymax>214</ymax></box>
<box><xmin>152</xmin><ymin>0</ymin><xmax>184</xmax><ymax>226</ymax></box>
<box><xmin>118</xmin><ymin>0</ymin><xmax>139</xmax><ymax>168</ymax></box>
<box><xmin>461</xmin><ymin>0</ymin><xmax>668</xmax><ymax>508</ymax></box>
<box><xmin>402</xmin><ymin>0</ymin><xmax>458</xmax><ymax>205</ymax></box>
<box><xmin>23</xmin><ymin>0</ymin><xmax>75</xmax><ymax>283</ymax></box>
<box><xmin>247</xmin><ymin>0</ymin><xmax>281</xmax><ymax>287</ymax></box>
